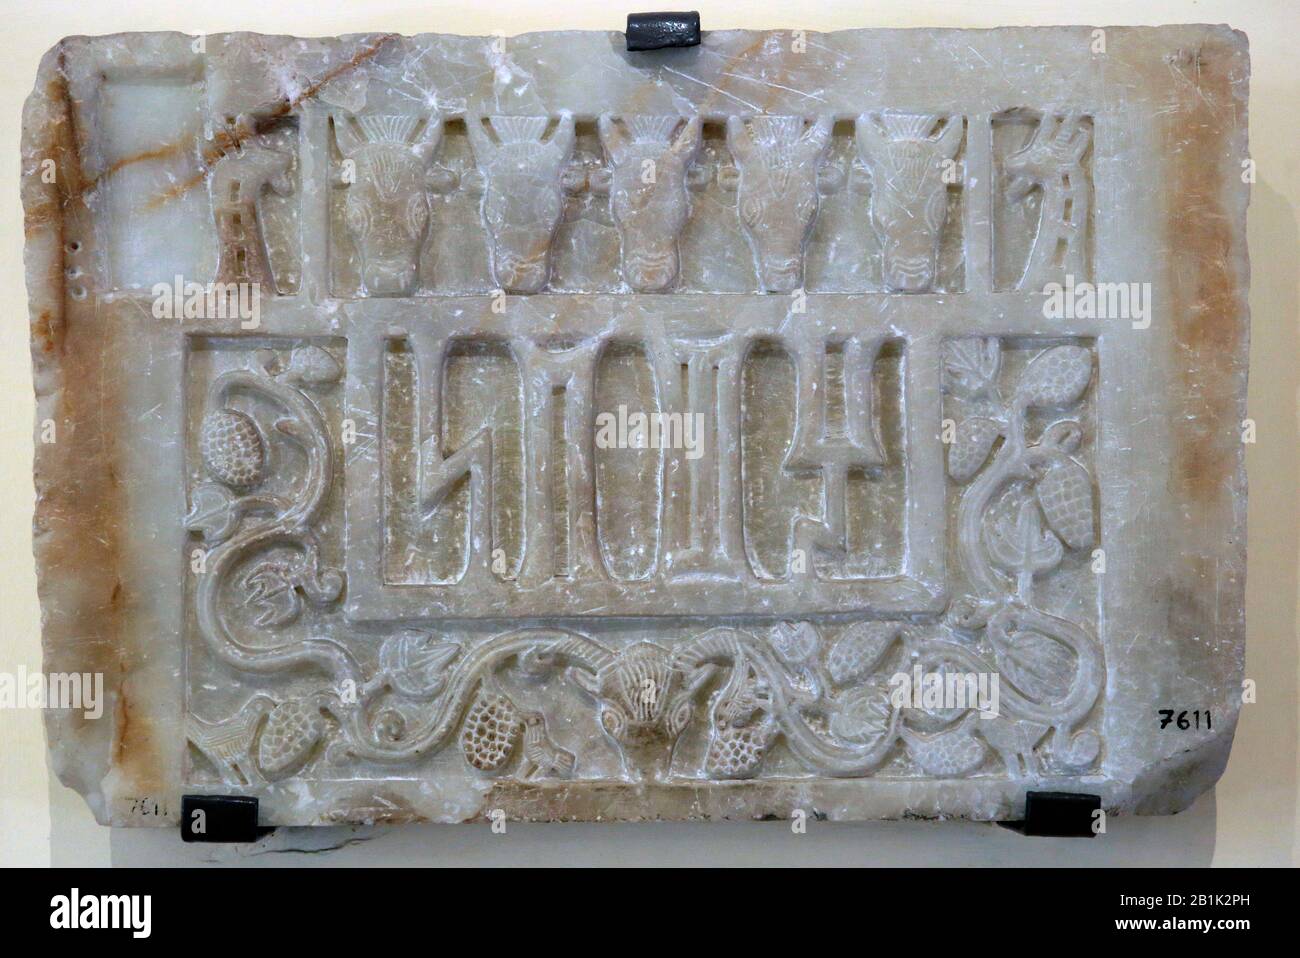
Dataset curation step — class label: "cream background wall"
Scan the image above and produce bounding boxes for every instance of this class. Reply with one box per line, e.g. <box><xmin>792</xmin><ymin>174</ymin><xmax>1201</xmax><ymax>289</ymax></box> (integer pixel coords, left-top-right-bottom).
<box><xmin>0</xmin><ymin>0</ymin><xmax>1295</xmax><ymax>867</ymax></box>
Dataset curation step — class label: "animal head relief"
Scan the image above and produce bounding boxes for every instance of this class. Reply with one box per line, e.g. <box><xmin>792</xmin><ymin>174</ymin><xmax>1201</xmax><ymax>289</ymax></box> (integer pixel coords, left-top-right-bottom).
<box><xmin>333</xmin><ymin>114</ymin><xmax>450</xmax><ymax>296</ymax></box>
<box><xmin>468</xmin><ymin>113</ymin><xmax>576</xmax><ymax>294</ymax></box>
<box><xmin>855</xmin><ymin>112</ymin><xmax>963</xmax><ymax>293</ymax></box>
<box><xmin>725</xmin><ymin>115</ymin><xmax>833</xmax><ymax>292</ymax></box>
<box><xmin>598</xmin><ymin>115</ymin><xmax>702</xmax><ymax>292</ymax></box>
<box><xmin>1002</xmin><ymin>112</ymin><xmax>1093</xmax><ymax>289</ymax></box>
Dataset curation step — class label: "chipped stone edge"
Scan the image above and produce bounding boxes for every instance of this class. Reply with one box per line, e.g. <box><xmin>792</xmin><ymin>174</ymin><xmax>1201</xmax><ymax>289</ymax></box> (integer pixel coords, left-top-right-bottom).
<box><xmin>22</xmin><ymin>26</ymin><xmax>1250</xmax><ymax>826</ymax></box>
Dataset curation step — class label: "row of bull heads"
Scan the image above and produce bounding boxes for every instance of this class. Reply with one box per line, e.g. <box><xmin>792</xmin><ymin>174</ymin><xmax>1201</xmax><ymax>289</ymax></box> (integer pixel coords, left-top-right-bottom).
<box><xmin>331</xmin><ymin>111</ymin><xmax>964</xmax><ymax>296</ymax></box>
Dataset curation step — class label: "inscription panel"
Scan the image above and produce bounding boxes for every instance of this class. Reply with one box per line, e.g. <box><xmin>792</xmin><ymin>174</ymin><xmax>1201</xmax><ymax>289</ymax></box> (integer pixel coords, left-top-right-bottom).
<box><xmin>343</xmin><ymin>296</ymin><xmax>942</xmax><ymax>619</ymax></box>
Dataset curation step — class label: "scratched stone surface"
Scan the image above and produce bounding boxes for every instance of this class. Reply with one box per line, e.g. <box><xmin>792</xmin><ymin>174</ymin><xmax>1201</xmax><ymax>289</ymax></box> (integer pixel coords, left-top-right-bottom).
<box><xmin>23</xmin><ymin>27</ymin><xmax>1249</xmax><ymax>826</ymax></box>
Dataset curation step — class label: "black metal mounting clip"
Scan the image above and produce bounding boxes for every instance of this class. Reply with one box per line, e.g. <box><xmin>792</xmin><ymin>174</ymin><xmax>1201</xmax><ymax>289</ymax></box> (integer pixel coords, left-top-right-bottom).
<box><xmin>180</xmin><ymin>794</ymin><xmax>274</xmax><ymax>844</ymax></box>
<box><xmin>1000</xmin><ymin>790</ymin><xmax>1103</xmax><ymax>838</ymax></box>
<box><xmin>626</xmin><ymin>12</ymin><xmax>701</xmax><ymax>52</ymax></box>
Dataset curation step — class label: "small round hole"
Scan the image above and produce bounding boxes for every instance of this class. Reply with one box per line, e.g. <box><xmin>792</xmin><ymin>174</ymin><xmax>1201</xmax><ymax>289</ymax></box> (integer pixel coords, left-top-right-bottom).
<box><xmin>66</xmin><ymin>241</ymin><xmax>82</xmax><ymax>253</ymax></box>
<box><xmin>69</xmin><ymin>285</ymin><xmax>87</xmax><ymax>300</ymax></box>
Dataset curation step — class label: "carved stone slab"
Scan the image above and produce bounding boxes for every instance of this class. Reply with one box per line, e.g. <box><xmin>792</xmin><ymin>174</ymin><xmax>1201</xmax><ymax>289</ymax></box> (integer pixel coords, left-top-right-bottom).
<box><xmin>23</xmin><ymin>27</ymin><xmax>1250</xmax><ymax>826</ymax></box>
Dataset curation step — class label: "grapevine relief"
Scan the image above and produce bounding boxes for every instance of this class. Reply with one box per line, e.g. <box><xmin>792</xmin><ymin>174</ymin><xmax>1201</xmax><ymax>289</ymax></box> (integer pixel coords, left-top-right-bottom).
<box><xmin>935</xmin><ymin>338</ymin><xmax>1104</xmax><ymax>773</ymax></box>
<box><xmin>186</xmin><ymin>338</ymin><xmax>1102</xmax><ymax>785</ymax></box>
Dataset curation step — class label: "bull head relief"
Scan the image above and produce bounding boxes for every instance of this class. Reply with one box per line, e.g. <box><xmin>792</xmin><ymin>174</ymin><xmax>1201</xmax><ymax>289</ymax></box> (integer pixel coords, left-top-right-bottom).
<box><xmin>724</xmin><ymin>115</ymin><xmax>834</xmax><ymax>293</ymax></box>
<box><xmin>333</xmin><ymin>114</ymin><xmax>451</xmax><ymax>296</ymax></box>
<box><xmin>597</xmin><ymin>115</ymin><xmax>702</xmax><ymax>292</ymax></box>
<box><xmin>855</xmin><ymin>112</ymin><xmax>963</xmax><ymax>293</ymax></box>
<box><xmin>467</xmin><ymin>113</ymin><xmax>576</xmax><ymax>294</ymax></box>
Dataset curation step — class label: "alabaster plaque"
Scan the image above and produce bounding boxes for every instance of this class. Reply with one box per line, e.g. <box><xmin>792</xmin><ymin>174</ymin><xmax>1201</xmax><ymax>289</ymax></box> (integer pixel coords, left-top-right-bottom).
<box><xmin>23</xmin><ymin>26</ymin><xmax>1249</xmax><ymax>826</ymax></box>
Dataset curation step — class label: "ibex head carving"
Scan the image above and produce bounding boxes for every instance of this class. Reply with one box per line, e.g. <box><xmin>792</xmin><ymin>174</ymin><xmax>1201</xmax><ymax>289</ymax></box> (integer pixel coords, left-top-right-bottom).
<box><xmin>598</xmin><ymin>115</ymin><xmax>701</xmax><ymax>292</ymax></box>
<box><xmin>725</xmin><ymin>115</ymin><xmax>833</xmax><ymax>293</ymax></box>
<box><xmin>855</xmin><ymin>113</ymin><xmax>963</xmax><ymax>293</ymax></box>
<box><xmin>333</xmin><ymin>114</ymin><xmax>449</xmax><ymax>296</ymax></box>
<box><xmin>467</xmin><ymin>114</ymin><xmax>576</xmax><ymax>294</ymax></box>
<box><xmin>1003</xmin><ymin>112</ymin><xmax>1091</xmax><ymax>200</ymax></box>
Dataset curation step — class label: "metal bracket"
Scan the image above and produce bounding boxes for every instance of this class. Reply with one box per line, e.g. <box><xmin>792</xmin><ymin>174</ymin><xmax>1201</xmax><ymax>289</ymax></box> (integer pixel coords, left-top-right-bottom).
<box><xmin>180</xmin><ymin>794</ymin><xmax>274</xmax><ymax>843</ymax></box>
<box><xmin>626</xmin><ymin>12</ymin><xmax>701</xmax><ymax>51</ymax></box>
<box><xmin>1000</xmin><ymin>790</ymin><xmax>1102</xmax><ymax>838</ymax></box>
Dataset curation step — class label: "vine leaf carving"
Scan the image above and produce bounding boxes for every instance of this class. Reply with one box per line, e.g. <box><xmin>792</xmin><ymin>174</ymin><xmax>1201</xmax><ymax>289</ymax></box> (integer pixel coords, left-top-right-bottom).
<box><xmin>280</xmin><ymin>345</ymin><xmax>342</xmax><ymax>386</ymax></box>
<box><xmin>185</xmin><ymin>483</ymin><xmax>240</xmax><ymax>543</ymax></box>
<box><xmin>379</xmin><ymin>630</ymin><xmax>461</xmax><ymax>699</ymax></box>
<box><xmin>767</xmin><ymin>623</ymin><xmax>827</xmax><ymax>704</ymax></box>
<box><xmin>830</xmin><ymin>680</ymin><xmax>895</xmax><ymax>746</ymax></box>
<box><xmin>769</xmin><ymin>620</ymin><xmax>819</xmax><ymax>664</ymax></box>
<box><xmin>991</xmin><ymin>622</ymin><xmax>1077</xmax><ymax>703</ymax></box>
<box><xmin>942</xmin><ymin>337</ymin><xmax>1001</xmax><ymax>399</ymax></box>
<box><xmin>241</xmin><ymin>559</ymin><xmax>305</xmax><ymax>628</ymax></box>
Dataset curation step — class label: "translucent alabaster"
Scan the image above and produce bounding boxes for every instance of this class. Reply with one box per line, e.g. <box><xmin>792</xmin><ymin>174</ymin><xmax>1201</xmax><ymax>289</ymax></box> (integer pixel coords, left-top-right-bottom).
<box><xmin>22</xmin><ymin>27</ymin><xmax>1249</xmax><ymax>826</ymax></box>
